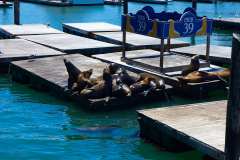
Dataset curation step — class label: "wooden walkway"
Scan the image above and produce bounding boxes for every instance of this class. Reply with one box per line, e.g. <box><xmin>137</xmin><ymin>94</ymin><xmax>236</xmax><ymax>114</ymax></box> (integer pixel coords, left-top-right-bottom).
<box><xmin>172</xmin><ymin>44</ymin><xmax>232</xmax><ymax>64</ymax></box>
<box><xmin>0</xmin><ymin>24</ymin><xmax>63</xmax><ymax>38</ymax></box>
<box><xmin>62</xmin><ymin>22</ymin><xmax>190</xmax><ymax>50</ymax></box>
<box><xmin>104</xmin><ymin>0</ymin><xmax>122</xmax><ymax>5</ymax></box>
<box><xmin>92</xmin><ymin>50</ymin><xmax>225</xmax><ymax>97</ymax></box>
<box><xmin>19</xmin><ymin>33</ymin><xmax>121</xmax><ymax>54</ymax></box>
<box><xmin>129</xmin><ymin>0</ymin><xmax>171</xmax><ymax>4</ymax></box>
<box><xmin>0</xmin><ymin>1</ymin><xmax>12</xmax><ymax>7</ymax></box>
<box><xmin>213</xmin><ymin>18</ymin><xmax>240</xmax><ymax>30</ymax></box>
<box><xmin>138</xmin><ymin>100</ymin><xmax>227</xmax><ymax>160</ymax></box>
<box><xmin>0</xmin><ymin>39</ymin><xmax>65</xmax><ymax>72</ymax></box>
<box><xmin>10</xmin><ymin>54</ymin><xmax>171</xmax><ymax>111</ymax></box>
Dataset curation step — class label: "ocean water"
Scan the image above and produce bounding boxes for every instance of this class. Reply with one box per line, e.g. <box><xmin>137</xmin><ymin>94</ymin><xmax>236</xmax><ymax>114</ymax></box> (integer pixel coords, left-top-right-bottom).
<box><xmin>0</xmin><ymin>1</ymin><xmax>239</xmax><ymax>45</ymax></box>
<box><xmin>0</xmin><ymin>1</ymin><xmax>233</xmax><ymax>159</ymax></box>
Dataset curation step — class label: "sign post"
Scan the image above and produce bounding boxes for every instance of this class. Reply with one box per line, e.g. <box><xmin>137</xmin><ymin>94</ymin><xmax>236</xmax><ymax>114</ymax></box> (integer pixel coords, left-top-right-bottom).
<box><xmin>225</xmin><ymin>33</ymin><xmax>240</xmax><ymax>160</ymax></box>
<box><xmin>14</xmin><ymin>0</ymin><xmax>20</xmax><ymax>25</ymax></box>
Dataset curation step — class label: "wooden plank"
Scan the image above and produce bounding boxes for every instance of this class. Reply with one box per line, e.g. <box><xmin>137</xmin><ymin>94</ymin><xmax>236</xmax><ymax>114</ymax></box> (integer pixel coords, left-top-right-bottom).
<box><xmin>0</xmin><ymin>24</ymin><xmax>63</xmax><ymax>38</ymax></box>
<box><xmin>0</xmin><ymin>1</ymin><xmax>12</xmax><ymax>7</ymax></box>
<box><xmin>88</xmin><ymin>31</ymin><xmax>190</xmax><ymax>49</ymax></box>
<box><xmin>63</xmin><ymin>22</ymin><xmax>121</xmax><ymax>34</ymax></box>
<box><xmin>104</xmin><ymin>0</ymin><xmax>122</xmax><ymax>5</ymax></box>
<box><xmin>0</xmin><ymin>39</ymin><xmax>65</xmax><ymax>73</ymax></box>
<box><xmin>10</xmin><ymin>54</ymin><xmax>171</xmax><ymax>111</ymax></box>
<box><xmin>172</xmin><ymin>44</ymin><xmax>232</xmax><ymax>64</ymax></box>
<box><xmin>62</xmin><ymin>23</ymin><xmax>190</xmax><ymax>49</ymax></box>
<box><xmin>138</xmin><ymin>100</ymin><xmax>227</xmax><ymax>160</ymax></box>
<box><xmin>93</xmin><ymin>49</ymin><xmax>209</xmax><ymax>76</ymax></box>
<box><xmin>19</xmin><ymin>33</ymin><xmax>122</xmax><ymax>54</ymax></box>
<box><xmin>225</xmin><ymin>33</ymin><xmax>240</xmax><ymax>160</ymax></box>
<box><xmin>213</xmin><ymin>18</ymin><xmax>240</xmax><ymax>31</ymax></box>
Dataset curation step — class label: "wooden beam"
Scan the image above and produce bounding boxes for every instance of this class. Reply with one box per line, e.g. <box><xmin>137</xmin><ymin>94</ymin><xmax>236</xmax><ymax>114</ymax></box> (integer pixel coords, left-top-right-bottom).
<box><xmin>14</xmin><ymin>0</ymin><xmax>20</xmax><ymax>25</ymax></box>
<box><xmin>225</xmin><ymin>33</ymin><xmax>240</xmax><ymax>160</ymax></box>
<box><xmin>192</xmin><ymin>0</ymin><xmax>197</xmax><ymax>10</ymax></box>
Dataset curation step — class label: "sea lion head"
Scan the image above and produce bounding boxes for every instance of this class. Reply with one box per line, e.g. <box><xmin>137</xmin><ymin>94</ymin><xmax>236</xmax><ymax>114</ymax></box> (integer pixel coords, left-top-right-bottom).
<box><xmin>108</xmin><ymin>63</ymin><xmax>119</xmax><ymax>75</ymax></box>
<box><xmin>130</xmin><ymin>77</ymin><xmax>153</xmax><ymax>94</ymax></box>
<box><xmin>182</xmin><ymin>55</ymin><xmax>200</xmax><ymax>76</ymax></box>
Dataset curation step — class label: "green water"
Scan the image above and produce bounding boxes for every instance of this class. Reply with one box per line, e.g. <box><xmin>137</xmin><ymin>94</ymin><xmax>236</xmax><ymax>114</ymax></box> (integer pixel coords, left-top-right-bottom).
<box><xmin>0</xmin><ymin>1</ymin><xmax>234</xmax><ymax>159</ymax></box>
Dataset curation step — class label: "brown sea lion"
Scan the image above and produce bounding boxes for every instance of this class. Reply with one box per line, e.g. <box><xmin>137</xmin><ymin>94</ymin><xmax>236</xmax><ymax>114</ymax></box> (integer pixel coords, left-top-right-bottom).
<box><xmin>178</xmin><ymin>68</ymin><xmax>230</xmax><ymax>84</ymax></box>
<box><xmin>182</xmin><ymin>55</ymin><xmax>200</xmax><ymax>76</ymax></box>
<box><xmin>64</xmin><ymin>58</ymin><xmax>93</xmax><ymax>92</ymax></box>
<box><xmin>130</xmin><ymin>73</ymin><xmax>165</xmax><ymax>95</ymax></box>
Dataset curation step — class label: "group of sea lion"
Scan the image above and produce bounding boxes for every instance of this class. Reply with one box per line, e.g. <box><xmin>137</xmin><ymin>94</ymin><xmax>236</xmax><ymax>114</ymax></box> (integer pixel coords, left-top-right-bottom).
<box><xmin>178</xmin><ymin>55</ymin><xmax>231</xmax><ymax>84</ymax></box>
<box><xmin>64</xmin><ymin>59</ymin><xmax>165</xmax><ymax>100</ymax></box>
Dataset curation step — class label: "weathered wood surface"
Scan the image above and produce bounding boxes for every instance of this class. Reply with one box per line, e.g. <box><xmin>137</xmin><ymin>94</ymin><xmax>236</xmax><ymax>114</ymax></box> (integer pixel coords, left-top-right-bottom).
<box><xmin>213</xmin><ymin>18</ymin><xmax>240</xmax><ymax>30</ymax></box>
<box><xmin>0</xmin><ymin>24</ymin><xmax>63</xmax><ymax>38</ymax></box>
<box><xmin>93</xmin><ymin>50</ymin><xmax>226</xmax><ymax>97</ymax></box>
<box><xmin>0</xmin><ymin>39</ymin><xmax>65</xmax><ymax>72</ymax></box>
<box><xmin>225</xmin><ymin>33</ymin><xmax>240</xmax><ymax>160</ymax></box>
<box><xmin>0</xmin><ymin>1</ymin><xmax>12</xmax><ymax>7</ymax></box>
<box><xmin>138</xmin><ymin>100</ymin><xmax>227</xmax><ymax>160</ymax></box>
<box><xmin>19</xmin><ymin>33</ymin><xmax>121</xmax><ymax>54</ymax></box>
<box><xmin>93</xmin><ymin>49</ymin><xmax>209</xmax><ymax>76</ymax></box>
<box><xmin>20</xmin><ymin>0</ymin><xmax>72</xmax><ymax>6</ymax></box>
<box><xmin>63</xmin><ymin>22</ymin><xmax>121</xmax><ymax>37</ymax></box>
<box><xmin>92</xmin><ymin>31</ymin><xmax>190</xmax><ymax>49</ymax></box>
<box><xmin>104</xmin><ymin>0</ymin><xmax>122</xmax><ymax>5</ymax></box>
<box><xmin>62</xmin><ymin>23</ymin><xmax>190</xmax><ymax>49</ymax></box>
<box><xmin>172</xmin><ymin>44</ymin><xmax>232</xmax><ymax>64</ymax></box>
<box><xmin>10</xmin><ymin>54</ymin><xmax>171</xmax><ymax>111</ymax></box>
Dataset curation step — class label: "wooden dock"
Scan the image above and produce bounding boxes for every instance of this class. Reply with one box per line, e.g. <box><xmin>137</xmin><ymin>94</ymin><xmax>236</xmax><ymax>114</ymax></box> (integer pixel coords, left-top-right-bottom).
<box><xmin>10</xmin><ymin>54</ymin><xmax>172</xmax><ymax>111</ymax></box>
<box><xmin>0</xmin><ymin>24</ymin><xmax>63</xmax><ymax>38</ymax></box>
<box><xmin>18</xmin><ymin>33</ymin><xmax>122</xmax><ymax>54</ymax></box>
<box><xmin>104</xmin><ymin>0</ymin><xmax>122</xmax><ymax>5</ymax></box>
<box><xmin>213</xmin><ymin>18</ymin><xmax>240</xmax><ymax>30</ymax></box>
<box><xmin>92</xmin><ymin>50</ymin><xmax>226</xmax><ymax>97</ymax></box>
<box><xmin>20</xmin><ymin>0</ymin><xmax>72</xmax><ymax>6</ymax></box>
<box><xmin>137</xmin><ymin>100</ymin><xmax>227</xmax><ymax>160</ymax></box>
<box><xmin>129</xmin><ymin>0</ymin><xmax>171</xmax><ymax>4</ymax></box>
<box><xmin>0</xmin><ymin>39</ymin><xmax>65</xmax><ymax>73</ymax></box>
<box><xmin>172</xmin><ymin>44</ymin><xmax>232</xmax><ymax>64</ymax></box>
<box><xmin>62</xmin><ymin>22</ymin><xmax>190</xmax><ymax>50</ymax></box>
<box><xmin>0</xmin><ymin>1</ymin><xmax>12</xmax><ymax>7</ymax></box>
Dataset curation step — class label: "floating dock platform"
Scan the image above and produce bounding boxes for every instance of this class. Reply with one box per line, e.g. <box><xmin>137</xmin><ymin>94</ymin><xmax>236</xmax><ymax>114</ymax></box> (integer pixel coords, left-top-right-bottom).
<box><xmin>19</xmin><ymin>33</ymin><xmax>122</xmax><ymax>54</ymax></box>
<box><xmin>138</xmin><ymin>100</ymin><xmax>227</xmax><ymax>160</ymax></box>
<box><xmin>0</xmin><ymin>1</ymin><xmax>12</xmax><ymax>7</ymax></box>
<box><xmin>63</xmin><ymin>22</ymin><xmax>190</xmax><ymax>50</ymax></box>
<box><xmin>104</xmin><ymin>0</ymin><xmax>122</xmax><ymax>5</ymax></box>
<box><xmin>0</xmin><ymin>24</ymin><xmax>63</xmax><ymax>38</ymax></box>
<box><xmin>93</xmin><ymin>50</ymin><xmax>226</xmax><ymax>98</ymax></box>
<box><xmin>172</xmin><ymin>44</ymin><xmax>232</xmax><ymax>64</ymax></box>
<box><xmin>213</xmin><ymin>18</ymin><xmax>240</xmax><ymax>31</ymax></box>
<box><xmin>129</xmin><ymin>0</ymin><xmax>171</xmax><ymax>4</ymax></box>
<box><xmin>20</xmin><ymin>0</ymin><xmax>72</xmax><ymax>6</ymax></box>
<box><xmin>10</xmin><ymin>54</ymin><xmax>172</xmax><ymax>111</ymax></box>
<box><xmin>0</xmin><ymin>39</ymin><xmax>65</xmax><ymax>73</ymax></box>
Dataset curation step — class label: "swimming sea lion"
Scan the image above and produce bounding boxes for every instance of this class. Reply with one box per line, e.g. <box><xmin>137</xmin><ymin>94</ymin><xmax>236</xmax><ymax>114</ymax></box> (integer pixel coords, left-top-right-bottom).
<box><xmin>182</xmin><ymin>55</ymin><xmax>200</xmax><ymax>76</ymax></box>
<box><xmin>178</xmin><ymin>68</ymin><xmax>230</xmax><ymax>84</ymax></box>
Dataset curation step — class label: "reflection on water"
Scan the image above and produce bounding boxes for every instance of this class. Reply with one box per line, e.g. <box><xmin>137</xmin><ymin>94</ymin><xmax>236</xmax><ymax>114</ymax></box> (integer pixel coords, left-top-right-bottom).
<box><xmin>0</xmin><ymin>74</ymin><xmax>226</xmax><ymax>159</ymax></box>
<box><xmin>0</xmin><ymin>1</ymin><xmax>234</xmax><ymax>159</ymax></box>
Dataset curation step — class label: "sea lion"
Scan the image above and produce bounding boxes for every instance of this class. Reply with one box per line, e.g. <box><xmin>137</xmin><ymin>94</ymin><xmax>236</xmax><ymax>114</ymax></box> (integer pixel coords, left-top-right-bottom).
<box><xmin>64</xmin><ymin>59</ymin><xmax>81</xmax><ymax>89</ymax></box>
<box><xmin>64</xmin><ymin>58</ymin><xmax>93</xmax><ymax>92</ymax></box>
<box><xmin>178</xmin><ymin>68</ymin><xmax>231</xmax><ymax>84</ymax></box>
<box><xmin>182</xmin><ymin>55</ymin><xmax>200</xmax><ymax>76</ymax></box>
<box><xmin>130</xmin><ymin>73</ymin><xmax>165</xmax><ymax>95</ymax></box>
